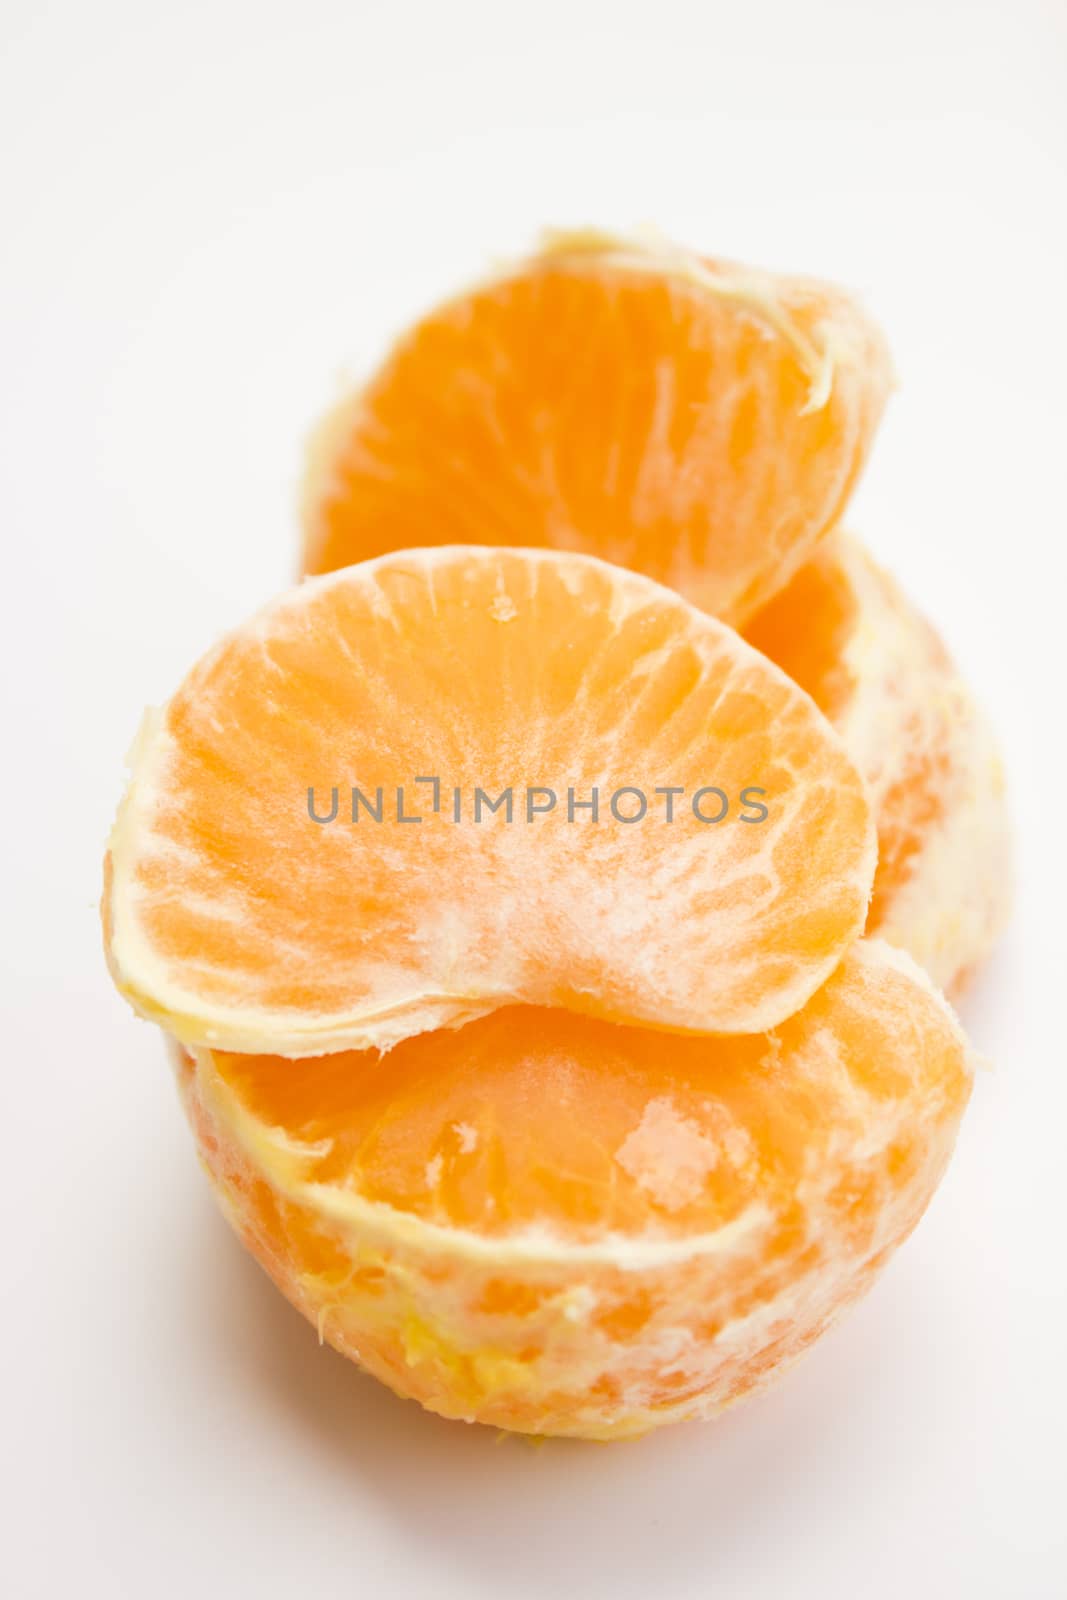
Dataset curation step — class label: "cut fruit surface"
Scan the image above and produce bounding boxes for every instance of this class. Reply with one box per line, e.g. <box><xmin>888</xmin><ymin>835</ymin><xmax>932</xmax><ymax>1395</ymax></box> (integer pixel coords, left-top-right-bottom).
<box><xmin>745</xmin><ymin>533</ymin><xmax>1010</xmax><ymax>994</ymax></box>
<box><xmin>104</xmin><ymin>546</ymin><xmax>876</xmax><ymax>1054</ymax></box>
<box><xmin>302</xmin><ymin>230</ymin><xmax>892</xmax><ymax>627</ymax></box>
<box><xmin>179</xmin><ymin>939</ymin><xmax>973</xmax><ymax>1438</ymax></box>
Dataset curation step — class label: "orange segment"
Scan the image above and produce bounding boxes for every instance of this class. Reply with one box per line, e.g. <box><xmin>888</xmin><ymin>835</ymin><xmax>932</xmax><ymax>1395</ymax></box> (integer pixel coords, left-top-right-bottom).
<box><xmin>745</xmin><ymin>533</ymin><xmax>1010</xmax><ymax>994</ymax></box>
<box><xmin>302</xmin><ymin>230</ymin><xmax>892</xmax><ymax>626</ymax></box>
<box><xmin>104</xmin><ymin>547</ymin><xmax>876</xmax><ymax>1054</ymax></box>
<box><xmin>179</xmin><ymin>940</ymin><xmax>973</xmax><ymax>1438</ymax></box>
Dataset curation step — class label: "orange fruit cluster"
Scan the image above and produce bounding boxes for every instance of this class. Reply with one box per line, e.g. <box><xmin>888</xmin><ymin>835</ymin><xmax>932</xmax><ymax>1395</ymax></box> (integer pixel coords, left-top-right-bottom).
<box><xmin>104</xmin><ymin>230</ymin><xmax>1007</xmax><ymax>1439</ymax></box>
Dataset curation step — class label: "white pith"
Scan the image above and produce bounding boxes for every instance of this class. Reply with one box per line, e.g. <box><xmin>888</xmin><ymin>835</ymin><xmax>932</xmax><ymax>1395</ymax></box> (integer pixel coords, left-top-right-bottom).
<box><xmin>828</xmin><ymin>535</ymin><xmax>1011</xmax><ymax>992</ymax></box>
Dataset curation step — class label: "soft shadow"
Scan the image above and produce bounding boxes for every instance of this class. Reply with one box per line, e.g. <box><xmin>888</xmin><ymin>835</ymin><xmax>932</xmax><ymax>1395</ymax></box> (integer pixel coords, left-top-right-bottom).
<box><xmin>174</xmin><ymin>1189</ymin><xmax>962</xmax><ymax>1597</ymax></box>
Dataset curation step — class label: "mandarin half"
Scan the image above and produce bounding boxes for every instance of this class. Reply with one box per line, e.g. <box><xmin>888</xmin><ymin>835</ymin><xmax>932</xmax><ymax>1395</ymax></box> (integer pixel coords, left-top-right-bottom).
<box><xmin>104</xmin><ymin>547</ymin><xmax>875</xmax><ymax>1056</ymax></box>
<box><xmin>176</xmin><ymin>940</ymin><xmax>972</xmax><ymax>1439</ymax></box>
<box><xmin>745</xmin><ymin>533</ymin><xmax>1010</xmax><ymax>994</ymax></box>
<box><xmin>301</xmin><ymin>230</ymin><xmax>892</xmax><ymax>627</ymax></box>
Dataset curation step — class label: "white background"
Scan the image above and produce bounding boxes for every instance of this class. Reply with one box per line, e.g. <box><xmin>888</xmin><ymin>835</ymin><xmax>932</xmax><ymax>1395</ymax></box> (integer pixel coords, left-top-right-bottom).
<box><xmin>2</xmin><ymin>2</ymin><xmax>1065</xmax><ymax>1596</ymax></box>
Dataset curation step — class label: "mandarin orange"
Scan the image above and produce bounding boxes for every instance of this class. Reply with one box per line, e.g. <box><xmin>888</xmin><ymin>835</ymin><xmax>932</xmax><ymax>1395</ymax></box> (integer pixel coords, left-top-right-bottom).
<box><xmin>745</xmin><ymin>533</ymin><xmax>1010</xmax><ymax>994</ymax></box>
<box><xmin>104</xmin><ymin>547</ymin><xmax>875</xmax><ymax>1055</ymax></box>
<box><xmin>175</xmin><ymin>939</ymin><xmax>972</xmax><ymax>1439</ymax></box>
<box><xmin>301</xmin><ymin>230</ymin><xmax>892</xmax><ymax>627</ymax></box>
<box><xmin>298</xmin><ymin>235</ymin><xmax>1005</xmax><ymax>991</ymax></box>
<box><xmin>101</xmin><ymin>233</ymin><xmax>994</xmax><ymax>1442</ymax></box>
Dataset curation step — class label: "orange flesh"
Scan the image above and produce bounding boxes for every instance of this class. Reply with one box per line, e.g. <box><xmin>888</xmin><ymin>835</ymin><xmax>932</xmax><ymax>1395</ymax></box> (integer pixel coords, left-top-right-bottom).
<box><xmin>867</xmin><ymin>738</ymin><xmax>952</xmax><ymax>927</ymax></box>
<box><xmin>296</xmin><ymin>225</ymin><xmax>1004</xmax><ymax>994</ymax></box>
<box><xmin>745</xmin><ymin>539</ymin><xmax>959</xmax><ymax>933</ymax></box>
<box><xmin>98</xmin><ymin>235</ymin><xmax>998</xmax><ymax>1440</ymax></box>
<box><xmin>106</xmin><ymin>548</ymin><xmax>875</xmax><ymax>1052</ymax></box>
<box><xmin>210</xmin><ymin>957</ymin><xmax>962</xmax><ymax>1239</ymax></box>
<box><xmin>744</xmin><ymin>538</ymin><xmax>860</xmax><ymax>722</ymax></box>
<box><xmin>303</xmin><ymin>245</ymin><xmax>891</xmax><ymax>627</ymax></box>
<box><xmin>180</xmin><ymin>941</ymin><xmax>972</xmax><ymax>1437</ymax></box>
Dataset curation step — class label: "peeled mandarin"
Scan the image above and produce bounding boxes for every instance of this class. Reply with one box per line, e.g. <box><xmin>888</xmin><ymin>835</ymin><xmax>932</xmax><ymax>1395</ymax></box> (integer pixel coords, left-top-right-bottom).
<box><xmin>293</xmin><ymin>230</ymin><xmax>1007</xmax><ymax>987</ymax></box>
<box><xmin>745</xmin><ymin>532</ymin><xmax>1010</xmax><ymax>994</ymax></box>
<box><xmin>104</xmin><ymin>546</ymin><xmax>876</xmax><ymax>1055</ymax></box>
<box><xmin>301</xmin><ymin>230</ymin><xmax>892</xmax><ymax>627</ymax></box>
<box><xmin>100</xmin><ymin>226</ymin><xmax>993</xmax><ymax>1445</ymax></box>
<box><xmin>175</xmin><ymin>939</ymin><xmax>973</xmax><ymax>1439</ymax></box>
